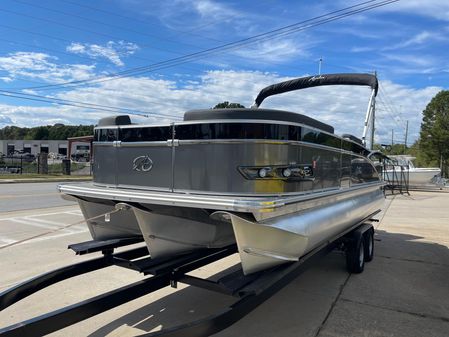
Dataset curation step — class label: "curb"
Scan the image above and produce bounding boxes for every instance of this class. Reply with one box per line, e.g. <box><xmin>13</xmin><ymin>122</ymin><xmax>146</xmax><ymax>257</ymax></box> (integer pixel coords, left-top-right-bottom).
<box><xmin>0</xmin><ymin>178</ymin><xmax>92</xmax><ymax>184</ymax></box>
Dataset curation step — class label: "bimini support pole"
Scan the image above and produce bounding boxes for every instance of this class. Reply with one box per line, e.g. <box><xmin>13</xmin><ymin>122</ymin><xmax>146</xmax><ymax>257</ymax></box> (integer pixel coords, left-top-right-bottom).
<box><xmin>250</xmin><ymin>101</ymin><xmax>259</xmax><ymax>109</ymax></box>
<box><xmin>369</xmin><ymin>93</ymin><xmax>376</xmax><ymax>150</ymax></box>
<box><xmin>362</xmin><ymin>88</ymin><xmax>376</xmax><ymax>149</ymax></box>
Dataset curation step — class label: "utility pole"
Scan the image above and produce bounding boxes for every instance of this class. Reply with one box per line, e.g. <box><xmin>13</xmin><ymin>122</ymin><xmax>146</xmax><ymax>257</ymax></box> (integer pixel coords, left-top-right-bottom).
<box><xmin>318</xmin><ymin>57</ymin><xmax>323</xmax><ymax>75</ymax></box>
<box><xmin>370</xmin><ymin>97</ymin><xmax>375</xmax><ymax>150</ymax></box>
<box><xmin>404</xmin><ymin>120</ymin><xmax>409</xmax><ymax>154</ymax></box>
<box><xmin>391</xmin><ymin>129</ymin><xmax>394</xmax><ymax>147</ymax></box>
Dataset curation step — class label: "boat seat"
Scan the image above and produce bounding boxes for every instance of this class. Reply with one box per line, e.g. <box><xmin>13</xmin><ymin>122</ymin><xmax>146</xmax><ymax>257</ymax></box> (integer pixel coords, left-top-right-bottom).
<box><xmin>184</xmin><ymin>108</ymin><xmax>334</xmax><ymax>134</ymax></box>
<box><xmin>342</xmin><ymin>134</ymin><xmax>363</xmax><ymax>144</ymax></box>
<box><xmin>98</xmin><ymin>115</ymin><xmax>132</xmax><ymax>126</ymax></box>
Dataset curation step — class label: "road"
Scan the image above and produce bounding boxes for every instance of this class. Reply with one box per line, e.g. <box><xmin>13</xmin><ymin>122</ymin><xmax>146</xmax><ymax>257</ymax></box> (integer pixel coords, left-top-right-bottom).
<box><xmin>0</xmin><ymin>181</ymin><xmax>85</xmax><ymax>266</ymax></box>
<box><xmin>0</xmin><ymin>182</ymin><xmax>75</xmax><ymax>212</ymax></box>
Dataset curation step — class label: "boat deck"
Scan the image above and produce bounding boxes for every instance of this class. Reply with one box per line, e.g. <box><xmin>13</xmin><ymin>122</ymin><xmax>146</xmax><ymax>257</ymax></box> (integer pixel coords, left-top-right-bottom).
<box><xmin>1</xmin><ymin>190</ymin><xmax>448</xmax><ymax>336</ymax></box>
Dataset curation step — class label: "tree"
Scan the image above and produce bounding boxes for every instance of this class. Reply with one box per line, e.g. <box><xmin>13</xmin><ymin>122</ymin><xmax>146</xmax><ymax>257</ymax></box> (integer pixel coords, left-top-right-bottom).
<box><xmin>213</xmin><ymin>101</ymin><xmax>245</xmax><ymax>109</ymax></box>
<box><xmin>419</xmin><ymin>90</ymin><xmax>449</xmax><ymax>177</ymax></box>
<box><xmin>27</xmin><ymin>126</ymin><xmax>50</xmax><ymax>140</ymax></box>
<box><xmin>0</xmin><ymin>124</ymin><xmax>94</xmax><ymax>140</ymax></box>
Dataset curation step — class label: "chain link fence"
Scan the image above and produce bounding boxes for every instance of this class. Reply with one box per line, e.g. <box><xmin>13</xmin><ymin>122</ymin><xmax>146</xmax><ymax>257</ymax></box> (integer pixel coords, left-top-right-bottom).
<box><xmin>0</xmin><ymin>152</ymin><xmax>91</xmax><ymax>176</ymax></box>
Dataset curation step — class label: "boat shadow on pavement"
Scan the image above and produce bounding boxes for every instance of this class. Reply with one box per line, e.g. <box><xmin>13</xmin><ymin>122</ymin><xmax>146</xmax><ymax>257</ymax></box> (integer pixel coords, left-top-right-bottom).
<box><xmin>86</xmin><ymin>230</ymin><xmax>449</xmax><ymax>337</ymax></box>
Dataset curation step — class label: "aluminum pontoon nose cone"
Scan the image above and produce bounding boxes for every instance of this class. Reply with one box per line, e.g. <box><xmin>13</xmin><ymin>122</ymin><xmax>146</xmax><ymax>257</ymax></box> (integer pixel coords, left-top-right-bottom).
<box><xmin>115</xmin><ymin>202</ymin><xmax>131</xmax><ymax>211</ymax></box>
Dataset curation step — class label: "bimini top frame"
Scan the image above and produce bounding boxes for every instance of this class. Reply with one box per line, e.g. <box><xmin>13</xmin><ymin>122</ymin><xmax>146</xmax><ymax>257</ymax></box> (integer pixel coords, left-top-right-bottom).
<box><xmin>250</xmin><ymin>73</ymin><xmax>378</xmax><ymax>150</ymax></box>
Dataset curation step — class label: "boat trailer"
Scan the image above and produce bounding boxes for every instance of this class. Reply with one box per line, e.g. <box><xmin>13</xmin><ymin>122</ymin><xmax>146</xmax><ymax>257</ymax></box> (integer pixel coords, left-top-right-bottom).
<box><xmin>0</xmin><ymin>212</ymin><xmax>379</xmax><ymax>337</ymax></box>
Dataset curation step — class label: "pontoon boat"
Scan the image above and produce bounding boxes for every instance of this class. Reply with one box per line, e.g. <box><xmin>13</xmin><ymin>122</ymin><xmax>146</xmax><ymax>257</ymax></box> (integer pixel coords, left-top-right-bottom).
<box><xmin>59</xmin><ymin>73</ymin><xmax>385</xmax><ymax>274</ymax></box>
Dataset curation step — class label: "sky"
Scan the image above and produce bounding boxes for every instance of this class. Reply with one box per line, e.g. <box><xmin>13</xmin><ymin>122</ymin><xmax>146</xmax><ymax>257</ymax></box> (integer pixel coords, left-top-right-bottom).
<box><xmin>0</xmin><ymin>0</ymin><xmax>448</xmax><ymax>145</ymax></box>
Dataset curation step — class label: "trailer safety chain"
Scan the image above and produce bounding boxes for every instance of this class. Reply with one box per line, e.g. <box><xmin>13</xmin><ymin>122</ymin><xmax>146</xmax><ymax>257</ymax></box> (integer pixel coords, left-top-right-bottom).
<box><xmin>0</xmin><ymin>208</ymin><xmax>122</xmax><ymax>250</ymax></box>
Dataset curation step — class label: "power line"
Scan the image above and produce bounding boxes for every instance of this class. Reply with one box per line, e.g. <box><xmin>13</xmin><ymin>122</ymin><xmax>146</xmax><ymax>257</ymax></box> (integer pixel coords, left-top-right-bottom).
<box><xmin>60</xmin><ymin>0</ymin><xmax>224</xmax><ymax>43</ymax></box>
<box><xmin>4</xmin><ymin>1</ymin><xmax>388</xmax><ymax>89</ymax></box>
<box><xmin>17</xmin><ymin>0</ymin><xmax>399</xmax><ymax>92</ymax></box>
<box><xmin>376</xmin><ymin>100</ymin><xmax>402</xmax><ymax>128</ymax></box>
<box><xmin>0</xmin><ymin>24</ymin><xmax>321</xmax><ymax>91</ymax></box>
<box><xmin>0</xmin><ymin>32</ymin><xmax>312</xmax><ymax>91</ymax></box>
<box><xmin>1</xmin><ymin>8</ymin><xmax>311</xmax><ymax>89</ymax></box>
<box><xmin>0</xmin><ymin>7</ymin><xmax>184</xmax><ymax>56</ymax></box>
<box><xmin>2</xmin><ymin>0</ymin><xmax>399</xmax><ymax>117</ymax></box>
<box><xmin>0</xmin><ymin>30</ymin><xmax>216</xmax><ymax>89</ymax></box>
<box><xmin>378</xmin><ymin>83</ymin><xmax>404</xmax><ymax>122</ymax></box>
<box><xmin>10</xmin><ymin>0</ymin><xmax>205</xmax><ymax>51</ymax></box>
<box><xmin>0</xmin><ymin>30</ymin><xmax>315</xmax><ymax>92</ymax></box>
<box><xmin>0</xmin><ymin>36</ymin><xmax>114</xmax><ymax>64</ymax></box>
<box><xmin>0</xmin><ymin>21</ymin><xmax>165</xmax><ymax>67</ymax></box>
<box><xmin>0</xmin><ymin>89</ymin><xmax>182</xmax><ymax>119</ymax></box>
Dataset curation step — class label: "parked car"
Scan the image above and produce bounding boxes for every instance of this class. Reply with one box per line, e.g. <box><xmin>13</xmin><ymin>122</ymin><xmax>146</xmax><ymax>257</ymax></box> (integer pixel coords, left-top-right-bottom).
<box><xmin>0</xmin><ymin>152</ymin><xmax>25</xmax><ymax>173</ymax></box>
<box><xmin>71</xmin><ymin>151</ymin><xmax>90</xmax><ymax>162</ymax></box>
<box><xmin>5</xmin><ymin>151</ymin><xmax>36</xmax><ymax>163</ymax></box>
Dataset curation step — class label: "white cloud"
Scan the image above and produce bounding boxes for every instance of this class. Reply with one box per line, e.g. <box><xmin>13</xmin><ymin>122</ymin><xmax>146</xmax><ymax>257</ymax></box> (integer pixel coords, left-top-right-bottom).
<box><xmin>0</xmin><ymin>114</ymin><xmax>13</xmax><ymax>126</ymax></box>
<box><xmin>0</xmin><ymin>70</ymin><xmax>442</xmax><ymax>146</ymax></box>
<box><xmin>232</xmin><ymin>38</ymin><xmax>313</xmax><ymax>63</ymax></box>
<box><xmin>143</xmin><ymin>0</ymin><xmax>244</xmax><ymax>24</ymax></box>
<box><xmin>381</xmin><ymin>0</ymin><xmax>449</xmax><ymax>21</ymax></box>
<box><xmin>191</xmin><ymin>0</ymin><xmax>242</xmax><ymax>20</ymax></box>
<box><xmin>0</xmin><ymin>52</ymin><xmax>95</xmax><ymax>83</ymax></box>
<box><xmin>382</xmin><ymin>31</ymin><xmax>447</xmax><ymax>51</ymax></box>
<box><xmin>0</xmin><ymin>103</ymin><xmax>105</xmax><ymax>127</ymax></box>
<box><xmin>66</xmin><ymin>41</ymin><xmax>139</xmax><ymax>66</ymax></box>
<box><xmin>380</xmin><ymin>53</ymin><xmax>434</xmax><ymax>68</ymax></box>
<box><xmin>350</xmin><ymin>46</ymin><xmax>375</xmax><ymax>53</ymax></box>
<box><xmin>333</xmin><ymin>0</ymin><xmax>449</xmax><ymax>22</ymax></box>
<box><xmin>0</xmin><ymin>76</ymin><xmax>13</xmax><ymax>83</ymax></box>
<box><xmin>130</xmin><ymin>0</ymin><xmax>265</xmax><ymax>42</ymax></box>
<box><xmin>367</xmin><ymin>53</ymin><xmax>443</xmax><ymax>76</ymax></box>
<box><xmin>376</xmin><ymin>80</ymin><xmax>441</xmax><ymax>143</ymax></box>
<box><xmin>21</xmin><ymin>89</ymin><xmax>39</xmax><ymax>95</ymax></box>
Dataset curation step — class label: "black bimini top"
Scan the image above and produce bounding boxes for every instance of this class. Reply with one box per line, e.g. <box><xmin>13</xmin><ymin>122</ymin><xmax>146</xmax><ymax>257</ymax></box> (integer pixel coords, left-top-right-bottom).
<box><xmin>184</xmin><ymin>73</ymin><xmax>378</xmax><ymax>135</ymax></box>
<box><xmin>184</xmin><ymin>108</ymin><xmax>334</xmax><ymax>134</ymax></box>
<box><xmin>254</xmin><ymin>73</ymin><xmax>378</xmax><ymax>107</ymax></box>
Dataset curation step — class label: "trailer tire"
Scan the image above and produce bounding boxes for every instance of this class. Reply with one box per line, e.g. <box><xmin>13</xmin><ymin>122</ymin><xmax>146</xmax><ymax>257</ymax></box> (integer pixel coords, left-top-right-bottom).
<box><xmin>363</xmin><ymin>228</ymin><xmax>374</xmax><ymax>262</ymax></box>
<box><xmin>346</xmin><ymin>236</ymin><xmax>365</xmax><ymax>274</ymax></box>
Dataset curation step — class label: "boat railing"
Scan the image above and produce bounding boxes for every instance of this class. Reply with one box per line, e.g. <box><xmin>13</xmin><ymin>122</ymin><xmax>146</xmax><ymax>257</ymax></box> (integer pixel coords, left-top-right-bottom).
<box><xmin>382</xmin><ymin>161</ymin><xmax>409</xmax><ymax>195</ymax></box>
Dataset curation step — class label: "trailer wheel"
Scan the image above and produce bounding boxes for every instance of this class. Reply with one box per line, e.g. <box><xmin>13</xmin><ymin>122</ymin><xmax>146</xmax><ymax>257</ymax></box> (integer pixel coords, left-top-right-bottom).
<box><xmin>363</xmin><ymin>228</ymin><xmax>374</xmax><ymax>262</ymax></box>
<box><xmin>346</xmin><ymin>236</ymin><xmax>365</xmax><ymax>273</ymax></box>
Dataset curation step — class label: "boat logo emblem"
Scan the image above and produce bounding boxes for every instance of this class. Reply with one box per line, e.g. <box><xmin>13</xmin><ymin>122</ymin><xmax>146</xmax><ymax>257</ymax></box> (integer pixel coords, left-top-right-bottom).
<box><xmin>309</xmin><ymin>75</ymin><xmax>325</xmax><ymax>81</ymax></box>
<box><xmin>132</xmin><ymin>155</ymin><xmax>153</xmax><ymax>172</ymax></box>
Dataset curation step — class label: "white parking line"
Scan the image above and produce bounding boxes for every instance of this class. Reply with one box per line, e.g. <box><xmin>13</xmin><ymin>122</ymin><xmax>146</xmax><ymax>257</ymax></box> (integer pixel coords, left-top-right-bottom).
<box><xmin>0</xmin><ymin>209</ymin><xmax>81</xmax><ymax>221</ymax></box>
<box><xmin>14</xmin><ymin>229</ymin><xmax>88</xmax><ymax>246</ymax></box>
<box><xmin>65</xmin><ymin>211</ymin><xmax>83</xmax><ymax>216</ymax></box>
<box><xmin>6</xmin><ymin>217</ymin><xmax>88</xmax><ymax>234</ymax></box>
<box><xmin>0</xmin><ymin>228</ymin><xmax>89</xmax><ymax>249</ymax></box>
<box><xmin>0</xmin><ymin>237</ymin><xmax>17</xmax><ymax>245</ymax></box>
<box><xmin>0</xmin><ymin>207</ymin><xmax>89</xmax><ymax>249</ymax></box>
<box><xmin>0</xmin><ymin>238</ymin><xmax>18</xmax><ymax>249</ymax></box>
<box><xmin>8</xmin><ymin>218</ymin><xmax>62</xmax><ymax>230</ymax></box>
<box><xmin>23</xmin><ymin>217</ymin><xmax>72</xmax><ymax>227</ymax></box>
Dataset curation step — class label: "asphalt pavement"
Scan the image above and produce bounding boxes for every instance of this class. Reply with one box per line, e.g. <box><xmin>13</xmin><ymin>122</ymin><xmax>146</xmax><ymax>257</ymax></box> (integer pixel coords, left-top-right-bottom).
<box><xmin>0</xmin><ymin>186</ymin><xmax>448</xmax><ymax>337</ymax></box>
<box><xmin>0</xmin><ymin>182</ymin><xmax>75</xmax><ymax>212</ymax></box>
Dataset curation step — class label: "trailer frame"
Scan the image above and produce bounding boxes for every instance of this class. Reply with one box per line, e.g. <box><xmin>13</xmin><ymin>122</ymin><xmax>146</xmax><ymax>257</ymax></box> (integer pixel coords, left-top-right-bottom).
<box><xmin>0</xmin><ymin>211</ymin><xmax>379</xmax><ymax>337</ymax></box>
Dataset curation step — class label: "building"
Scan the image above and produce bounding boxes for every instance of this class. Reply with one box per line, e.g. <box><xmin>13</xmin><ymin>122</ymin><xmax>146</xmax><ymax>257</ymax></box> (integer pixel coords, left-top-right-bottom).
<box><xmin>0</xmin><ymin>139</ymin><xmax>90</xmax><ymax>158</ymax></box>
